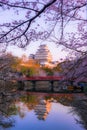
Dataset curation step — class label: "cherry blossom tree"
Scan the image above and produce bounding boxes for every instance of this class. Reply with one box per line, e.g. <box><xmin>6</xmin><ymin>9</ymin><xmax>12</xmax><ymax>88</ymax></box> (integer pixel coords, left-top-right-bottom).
<box><xmin>59</xmin><ymin>53</ymin><xmax>87</xmax><ymax>83</ymax></box>
<box><xmin>0</xmin><ymin>0</ymin><xmax>87</xmax><ymax>82</ymax></box>
<box><xmin>0</xmin><ymin>0</ymin><xmax>87</xmax><ymax>53</ymax></box>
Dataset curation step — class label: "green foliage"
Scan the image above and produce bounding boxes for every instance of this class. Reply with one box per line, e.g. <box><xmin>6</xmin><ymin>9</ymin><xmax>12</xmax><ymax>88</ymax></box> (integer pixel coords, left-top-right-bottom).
<box><xmin>53</xmin><ymin>63</ymin><xmax>62</xmax><ymax>72</ymax></box>
<box><xmin>7</xmin><ymin>104</ymin><xmax>18</xmax><ymax>115</ymax></box>
<box><xmin>20</xmin><ymin>95</ymin><xmax>38</xmax><ymax>104</ymax></box>
<box><xmin>11</xmin><ymin>57</ymin><xmax>22</xmax><ymax>71</ymax></box>
<box><xmin>20</xmin><ymin>66</ymin><xmax>28</xmax><ymax>75</ymax></box>
<box><xmin>26</xmin><ymin>67</ymin><xmax>35</xmax><ymax>77</ymax></box>
<box><xmin>20</xmin><ymin>95</ymin><xmax>39</xmax><ymax>110</ymax></box>
<box><xmin>20</xmin><ymin>66</ymin><xmax>36</xmax><ymax>76</ymax></box>
<box><xmin>42</xmin><ymin>67</ymin><xmax>53</xmax><ymax>76</ymax></box>
<box><xmin>0</xmin><ymin>53</ymin><xmax>22</xmax><ymax>72</ymax></box>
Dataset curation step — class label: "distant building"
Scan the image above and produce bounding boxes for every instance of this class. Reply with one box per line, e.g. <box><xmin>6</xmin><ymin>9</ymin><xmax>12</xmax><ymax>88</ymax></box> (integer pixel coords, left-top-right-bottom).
<box><xmin>29</xmin><ymin>54</ymin><xmax>35</xmax><ymax>59</ymax></box>
<box><xmin>35</xmin><ymin>44</ymin><xmax>52</xmax><ymax>66</ymax></box>
<box><xmin>29</xmin><ymin>44</ymin><xmax>55</xmax><ymax>67</ymax></box>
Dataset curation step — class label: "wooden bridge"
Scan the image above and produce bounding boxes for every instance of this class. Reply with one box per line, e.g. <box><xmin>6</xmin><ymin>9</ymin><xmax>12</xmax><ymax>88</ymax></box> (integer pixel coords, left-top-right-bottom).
<box><xmin>17</xmin><ymin>76</ymin><xmax>63</xmax><ymax>81</ymax></box>
<box><xmin>17</xmin><ymin>76</ymin><xmax>64</xmax><ymax>92</ymax></box>
<box><xmin>17</xmin><ymin>76</ymin><xmax>84</xmax><ymax>92</ymax></box>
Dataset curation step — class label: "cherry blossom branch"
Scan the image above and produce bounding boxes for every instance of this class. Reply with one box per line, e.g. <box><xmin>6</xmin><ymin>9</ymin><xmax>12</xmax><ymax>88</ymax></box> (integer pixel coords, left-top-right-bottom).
<box><xmin>0</xmin><ymin>1</ymin><xmax>39</xmax><ymax>12</ymax></box>
<box><xmin>0</xmin><ymin>0</ymin><xmax>57</xmax><ymax>42</ymax></box>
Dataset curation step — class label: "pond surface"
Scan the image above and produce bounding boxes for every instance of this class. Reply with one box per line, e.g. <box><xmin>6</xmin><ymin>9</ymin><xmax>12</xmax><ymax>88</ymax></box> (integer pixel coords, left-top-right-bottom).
<box><xmin>0</xmin><ymin>92</ymin><xmax>85</xmax><ymax>130</ymax></box>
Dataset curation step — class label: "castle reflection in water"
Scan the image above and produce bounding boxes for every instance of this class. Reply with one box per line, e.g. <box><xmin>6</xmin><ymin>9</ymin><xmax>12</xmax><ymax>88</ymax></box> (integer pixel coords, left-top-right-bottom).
<box><xmin>34</xmin><ymin>99</ymin><xmax>51</xmax><ymax>120</ymax></box>
<box><xmin>0</xmin><ymin>92</ymin><xmax>86</xmax><ymax>130</ymax></box>
<box><xmin>15</xmin><ymin>94</ymin><xmax>52</xmax><ymax>120</ymax></box>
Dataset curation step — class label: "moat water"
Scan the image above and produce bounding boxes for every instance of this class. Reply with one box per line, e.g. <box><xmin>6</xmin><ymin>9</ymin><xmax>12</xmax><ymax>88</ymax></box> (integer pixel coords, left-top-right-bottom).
<box><xmin>0</xmin><ymin>92</ymin><xmax>85</xmax><ymax>130</ymax></box>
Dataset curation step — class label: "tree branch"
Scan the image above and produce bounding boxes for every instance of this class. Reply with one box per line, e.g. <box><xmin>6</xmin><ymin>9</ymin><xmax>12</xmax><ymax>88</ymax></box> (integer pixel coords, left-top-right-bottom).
<box><xmin>0</xmin><ymin>1</ymin><xmax>39</xmax><ymax>12</ymax></box>
<box><xmin>0</xmin><ymin>0</ymin><xmax>57</xmax><ymax>42</ymax></box>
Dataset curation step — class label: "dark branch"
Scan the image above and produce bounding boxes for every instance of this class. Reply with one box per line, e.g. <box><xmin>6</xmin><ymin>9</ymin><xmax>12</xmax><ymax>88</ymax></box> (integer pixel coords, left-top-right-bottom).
<box><xmin>0</xmin><ymin>1</ymin><xmax>39</xmax><ymax>12</ymax></box>
<box><xmin>0</xmin><ymin>0</ymin><xmax>57</xmax><ymax>42</ymax></box>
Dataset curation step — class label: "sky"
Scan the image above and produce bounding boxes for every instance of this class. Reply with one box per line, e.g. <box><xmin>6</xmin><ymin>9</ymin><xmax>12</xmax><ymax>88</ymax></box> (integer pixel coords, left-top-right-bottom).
<box><xmin>0</xmin><ymin>7</ymin><xmax>69</xmax><ymax>61</ymax></box>
<box><xmin>7</xmin><ymin>41</ymin><xmax>68</xmax><ymax>61</ymax></box>
<box><xmin>6</xmin><ymin>20</ymin><xmax>77</xmax><ymax>61</ymax></box>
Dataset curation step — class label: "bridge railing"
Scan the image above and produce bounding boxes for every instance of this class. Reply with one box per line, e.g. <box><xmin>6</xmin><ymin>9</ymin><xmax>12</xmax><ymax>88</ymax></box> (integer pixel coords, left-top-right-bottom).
<box><xmin>17</xmin><ymin>76</ymin><xmax>64</xmax><ymax>81</ymax></box>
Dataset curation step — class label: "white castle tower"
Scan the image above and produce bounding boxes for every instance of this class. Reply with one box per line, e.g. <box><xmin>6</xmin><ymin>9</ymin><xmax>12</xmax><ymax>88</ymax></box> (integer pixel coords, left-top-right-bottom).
<box><xmin>35</xmin><ymin>44</ymin><xmax>52</xmax><ymax>66</ymax></box>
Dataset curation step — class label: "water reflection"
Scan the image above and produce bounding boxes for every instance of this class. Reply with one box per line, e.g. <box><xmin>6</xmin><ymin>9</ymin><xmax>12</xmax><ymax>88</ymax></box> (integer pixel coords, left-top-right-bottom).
<box><xmin>0</xmin><ymin>92</ymin><xmax>86</xmax><ymax>130</ymax></box>
<box><xmin>35</xmin><ymin>99</ymin><xmax>51</xmax><ymax>120</ymax></box>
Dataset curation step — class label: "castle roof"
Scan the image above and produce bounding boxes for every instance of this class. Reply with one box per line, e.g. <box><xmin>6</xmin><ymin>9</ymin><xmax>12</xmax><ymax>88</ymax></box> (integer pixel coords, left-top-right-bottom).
<box><xmin>35</xmin><ymin>44</ymin><xmax>52</xmax><ymax>62</ymax></box>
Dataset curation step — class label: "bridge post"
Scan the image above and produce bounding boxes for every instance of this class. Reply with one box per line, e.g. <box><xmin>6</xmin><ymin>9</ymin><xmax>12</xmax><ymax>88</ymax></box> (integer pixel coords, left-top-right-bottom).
<box><xmin>18</xmin><ymin>81</ymin><xmax>24</xmax><ymax>90</ymax></box>
<box><xmin>32</xmin><ymin>81</ymin><xmax>36</xmax><ymax>91</ymax></box>
<box><xmin>50</xmin><ymin>81</ymin><xmax>54</xmax><ymax>92</ymax></box>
